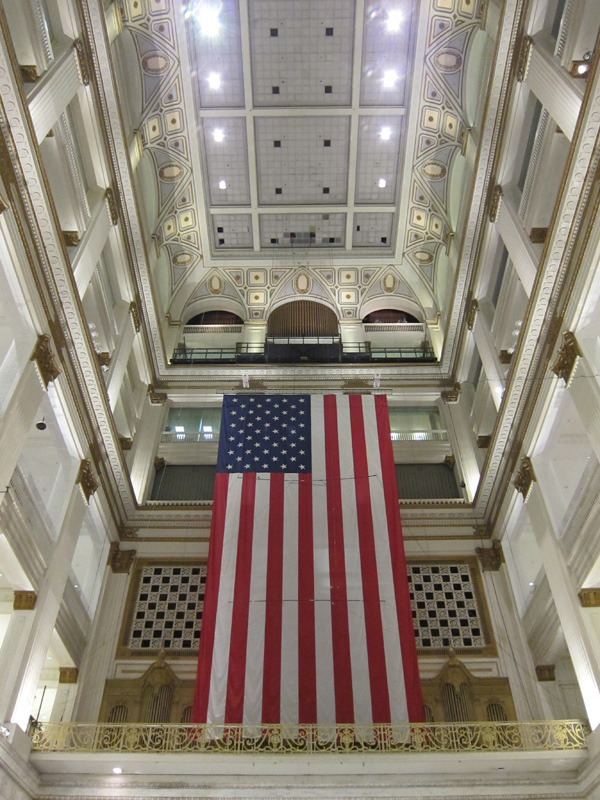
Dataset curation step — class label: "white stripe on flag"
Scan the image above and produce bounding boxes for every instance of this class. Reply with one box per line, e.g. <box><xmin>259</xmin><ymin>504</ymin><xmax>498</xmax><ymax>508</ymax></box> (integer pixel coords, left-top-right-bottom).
<box><xmin>281</xmin><ymin>475</ymin><xmax>299</xmax><ymax>725</ymax></box>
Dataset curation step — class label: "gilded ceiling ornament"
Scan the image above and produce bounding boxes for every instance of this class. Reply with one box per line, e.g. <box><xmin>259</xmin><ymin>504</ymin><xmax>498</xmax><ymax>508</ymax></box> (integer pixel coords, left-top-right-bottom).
<box><xmin>475</xmin><ymin>541</ymin><xmax>503</xmax><ymax>572</ymax></box>
<box><xmin>13</xmin><ymin>590</ymin><xmax>37</xmax><ymax>611</ymax></box>
<box><xmin>579</xmin><ymin>589</ymin><xmax>600</xmax><ymax>608</ymax></box>
<box><xmin>129</xmin><ymin>301</ymin><xmax>141</xmax><ymax>333</ymax></box>
<box><xmin>73</xmin><ymin>39</ymin><xmax>90</xmax><ymax>86</ymax></box>
<box><xmin>488</xmin><ymin>184</ymin><xmax>503</xmax><ymax>223</ymax></box>
<box><xmin>30</xmin><ymin>333</ymin><xmax>61</xmax><ymax>389</ymax></box>
<box><xmin>466</xmin><ymin>297</ymin><xmax>479</xmax><ymax>330</ymax></box>
<box><xmin>76</xmin><ymin>459</ymin><xmax>99</xmax><ymax>503</ymax></box>
<box><xmin>516</xmin><ymin>35</ymin><xmax>532</xmax><ymax>83</ymax></box>
<box><xmin>208</xmin><ymin>274</ymin><xmax>223</xmax><ymax>294</ymax></box>
<box><xmin>550</xmin><ymin>331</ymin><xmax>581</xmax><ymax>386</ymax></box>
<box><xmin>147</xmin><ymin>384</ymin><xmax>167</xmax><ymax>405</ymax></box>
<box><xmin>441</xmin><ymin>382</ymin><xmax>461</xmax><ymax>403</ymax></box>
<box><xmin>295</xmin><ymin>273</ymin><xmax>310</xmax><ymax>294</ymax></box>
<box><xmin>58</xmin><ymin>667</ymin><xmax>79</xmax><ymax>684</ymax></box>
<box><xmin>104</xmin><ymin>188</ymin><xmax>119</xmax><ymax>225</ymax></box>
<box><xmin>513</xmin><ymin>456</ymin><xmax>536</xmax><ymax>501</ymax></box>
<box><xmin>108</xmin><ymin>542</ymin><xmax>137</xmax><ymax>574</ymax></box>
<box><xmin>382</xmin><ymin>273</ymin><xmax>397</xmax><ymax>293</ymax></box>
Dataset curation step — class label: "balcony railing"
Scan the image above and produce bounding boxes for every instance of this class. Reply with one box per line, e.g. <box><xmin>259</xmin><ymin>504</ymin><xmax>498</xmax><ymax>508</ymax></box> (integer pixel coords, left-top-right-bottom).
<box><xmin>161</xmin><ymin>431</ymin><xmax>220</xmax><ymax>444</ymax></box>
<box><xmin>29</xmin><ymin>721</ymin><xmax>588</xmax><ymax>755</ymax></box>
<box><xmin>171</xmin><ymin>340</ymin><xmax>436</xmax><ymax>365</ymax></box>
<box><xmin>159</xmin><ymin>431</ymin><xmax>446</xmax><ymax>445</ymax></box>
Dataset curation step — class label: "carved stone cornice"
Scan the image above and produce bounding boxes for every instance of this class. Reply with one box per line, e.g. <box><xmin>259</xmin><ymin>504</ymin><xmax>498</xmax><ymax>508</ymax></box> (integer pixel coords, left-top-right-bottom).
<box><xmin>13</xmin><ymin>590</ymin><xmax>37</xmax><ymax>610</ymax></box>
<box><xmin>129</xmin><ymin>300</ymin><xmax>141</xmax><ymax>333</ymax></box>
<box><xmin>551</xmin><ymin>331</ymin><xmax>582</xmax><ymax>386</ymax></box>
<box><xmin>441</xmin><ymin>382</ymin><xmax>461</xmax><ymax>404</ymax></box>
<box><xmin>73</xmin><ymin>39</ymin><xmax>90</xmax><ymax>86</ymax></box>
<box><xmin>31</xmin><ymin>334</ymin><xmax>61</xmax><ymax>389</ymax></box>
<box><xmin>119</xmin><ymin>436</ymin><xmax>133</xmax><ymax>451</ymax></box>
<box><xmin>95</xmin><ymin>351</ymin><xmax>111</xmax><ymax>368</ymax></box>
<box><xmin>488</xmin><ymin>184</ymin><xmax>503</xmax><ymax>223</ymax></box>
<box><xmin>579</xmin><ymin>589</ymin><xmax>600</xmax><ymax>608</ymax></box>
<box><xmin>535</xmin><ymin>664</ymin><xmax>555</xmax><ymax>682</ymax></box>
<box><xmin>466</xmin><ymin>298</ymin><xmax>479</xmax><ymax>331</ymax></box>
<box><xmin>516</xmin><ymin>35</ymin><xmax>532</xmax><ymax>82</ymax></box>
<box><xmin>514</xmin><ymin>456</ymin><xmax>536</xmax><ymax>501</ymax></box>
<box><xmin>76</xmin><ymin>459</ymin><xmax>99</xmax><ymax>503</ymax></box>
<box><xmin>108</xmin><ymin>541</ymin><xmax>137</xmax><ymax>574</ymax></box>
<box><xmin>475</xmin><ymin>540</ymin><xmax>503</xmax><ymax>572</ymax></box>
<box><xmin>147</xmin><ymin>384</ymin><xmax>167</xmax><ymax>405</ymax></box>
<box><xmin>58</xmin><ymin>667</ymin><xmax>79</xmax><ymax>684</ymax></box>
<box><xmin>104</xmin><ymin>187</ymin><xmax>119</xmax><ymax>226</ymax></box>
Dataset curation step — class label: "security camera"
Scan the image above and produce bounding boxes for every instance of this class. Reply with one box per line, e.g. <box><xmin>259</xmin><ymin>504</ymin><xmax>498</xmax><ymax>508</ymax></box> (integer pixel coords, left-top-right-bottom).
<box><xmin>35</xmin><ymin>419</ymin><xmax>47</xmax><ymax>431</ymax></box>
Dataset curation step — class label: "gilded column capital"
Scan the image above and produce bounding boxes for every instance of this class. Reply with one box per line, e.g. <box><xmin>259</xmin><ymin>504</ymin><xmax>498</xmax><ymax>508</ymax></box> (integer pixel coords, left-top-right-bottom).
<box><xmin>58</xmin><ymin>667</ymin><xmax>79</xmax><ymax>684</ymax></box>
<box><xmin>516</xmin><ymin>35</ymin><xmax>532</xmax><ymax>82</ymax></box>
<box><xmin>488</xmin><ymin>184</ymin><xmax>503</xmax><ymax>223</ymax></box>
<box><xmin>31</xmin><ymin>334</ymin><xmax>61</xmax><ymax>389</ymax></box>
<box><xmin>119</xmin><ymin>436</ymin><xmax>133</xmax><ymax>451</ymax></box>
<box><xmin>108</xmin><ymin>542</ymin><xmax>137</xmax><ymax>574</ymax></box>
<box><xmin>579</xmin><ymin>589</ymin><xmax>600</xmax><ymax>607</ymax></box>
<box><xmin>441</xmin><ymin>382</ymin><xmax>461</xmax><ymax>403</ymax></box>
<box><xmin>104</xmin><ymin>188</ymin><xmax>119</xmax><ymax>226</ymax></box>
<box><xmin>95</xmin><ymin>351</ymin><xmax>111</xmax><ymax>368</ymax></box>
<box><xmin>147</xmin><ymin>384</ymin><xmax>167</xmax><ymax>405</ymax></box>
<box><xmin>13</xmin><ymin>590</ymin><xmax>37</xmax><ymax>610</ymax></box>
<box><xmin>475</xmin><ymin>541</ymin><xmax>503</xmax><ymax>572</ymax></box>
<box><xmin>514</xmin><ymin>456</ymin><xmax>536</xmax><ymax>501</ymax></box>
<box><xmin>535</xmin><ymin>664</ymin><xmax>555</xmax><ymax>682</ymax></box>
<box><xmin>551</xmin><ymin>331</ymin><xmax>582</xmax><ymax>386</ymax></box>
<box><xmin>129</xmin><ymin>301</ymin><xmax>141</xmax><ymax>333</ymax></box>
<box><xmin>73</xmin><ymin>39</ymin><xmax>90</xmax><ymax>86</ymax></box>
<box><xmin>466</xmin><ymin>297</ymin><xmax>479</xmax><ymax>331</ymax></box>
<box><xmin>76</xmin><ymin>459</ymin><xmax>99</xmax><ymax>503</ymax></box>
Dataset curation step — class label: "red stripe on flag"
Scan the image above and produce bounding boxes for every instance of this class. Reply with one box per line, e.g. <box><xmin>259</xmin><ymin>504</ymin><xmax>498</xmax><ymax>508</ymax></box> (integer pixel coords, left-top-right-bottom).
<box><xmin>224</xmin><ymin>473</ymin><xmax>257</xmax><ymax>723</ymax></box>
<box><xmin>262</xmin><ymin>473</ymin><xmax>284</xmax><ymax>723</ymax></box>
<box><xmin>323</xmin><ymin>394</ymin><xmax>354</xmax><ymax>723</ymax></box>
<box><xmin>298</xmin><ymin>473</ymin><xmax>317</xmax><ymax>723</ymax></box>
<box><xmin>192</xmin><ymin>473</ymin><xmax>229</xmax><ymax>723</ymax></box>
<box><xmin>374</xmin><ymin>395</ymin><xmax>424</xmax><ymax>722</ymax></box>
<box><xmin>349</xmin><ymin>395</ymin><xmax>391</xmax><ymax>722</ymax></box>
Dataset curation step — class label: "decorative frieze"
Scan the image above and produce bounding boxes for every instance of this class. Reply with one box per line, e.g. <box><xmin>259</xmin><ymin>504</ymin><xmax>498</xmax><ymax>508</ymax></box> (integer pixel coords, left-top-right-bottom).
<box><xmin>31</xmin><ymin>334</ymin><xmax>61</xmax><ymax>389</ymax></box>
<box><xmin>488</xmin><ymin>184</ymin><xmax>503</xmax><ymax>223</ymax></box>
<box><xmin>58</xmin><ymin>667</ymin><xmax>79</xmax><ymax>684</ymax></box>
<box><xmin>13</xmin><ymin>591</ymin><xmax>37</xmax><ymax>610</ymax></box>
<box><xmin>514</xmin><ymin>456</ymin><xmax>536</xmax><ymax>501</ymax></box>
<box><xmin>441</xmin><ymin>382</ymin><xmax>461</xmax><ymax>404</ymax></box>
<box><xmin>108</xmin><ymin>542</ymin><xmax>137</xmax><ymax>574</ymax></box>
<box><xmin>76</xmin><ymin>459</ymin><xmax>99</xmax><ymax>503</ymax></box>
<box><xmin>516</xmin><ymin>35</ymin><xmax>532</xmax><ymax>82</ymax></box>
<box><xmin>579</xmin><ymin>589</ymin><xmax>600</xmax><ymax>608</ymax></box>
<box><xmin>147</xmin><ymin>384</ymin><xmax>167</xmax><ymax>405</ymax></box>
<box><xmin>535</xmin><ymin>664</ymin><xmax>556</xmax><ymax>682</ymax></box>
<box><xmin>467</xmin><ymin>298</ymin><xmax>479</xmax><ymax>331</ymax></box>
<box><xmin>475</xmin><ymin>541</ymin><xmax>503</xmax><ymax>572</ymax></box>
<box><xmin>551</xmin><ymin>331</ymin><xmax>582</xmax><ymax>387</ymax></box>
<box><xmin>73</xmin><ymin>39</ymin><xmax>90</xmax><ymax>86</ymax></box>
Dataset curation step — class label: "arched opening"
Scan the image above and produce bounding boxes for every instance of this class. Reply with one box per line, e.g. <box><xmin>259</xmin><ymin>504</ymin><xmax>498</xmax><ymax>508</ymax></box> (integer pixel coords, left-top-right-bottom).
<box><xmin>267</xmin><ymin>300</ymin><xmax>338</xmax><ymax>337</ymax></box>
<box><xmin>186</xmin><ymin>310</ymin><xmax>244</xmax><ymax>326</ymax></box>
<box><xmin>362</xmin><ymin>308</ymin><xmax>420</xmax><ymax>324</ymax></box>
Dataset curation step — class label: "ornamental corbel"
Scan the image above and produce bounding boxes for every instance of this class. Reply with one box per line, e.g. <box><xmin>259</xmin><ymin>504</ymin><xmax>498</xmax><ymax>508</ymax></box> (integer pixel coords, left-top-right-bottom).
<box><xmin>73</xmin><ymin>39</ymin><xmax>90</xmax><ymax>86</ymax></box>
<box><xmin>31</xmin><ymin>334</ymin><xmax>61</xmax><ymax>389</ymax></box>
<box><xmin>466</xmin><ymin>297</ymin><xmax>479</xmax><ymax>331</ymax></box>
<box><xmin>104</xmin><ymin>188</ymin><xmax>119</xmax><ymax>226</ymax></box>
<box><xmin>441</xmin><ymin>382</ymin><xmax>461</xmax><ymax>404</ymax></box>
<box><xmin>76</xmin><ymin>459</ymin><xmax>99</xmax><ymax>503</ymax></box>
<box><xmin>516</xmin><ymin>35</ymin><xmax>532</xmax><ymax>83</ymax></box>
<box><xmin>108</xmin><ymin>541</ymin><xmax>137</xmax><ymax>574</ymax></box>
<box><xmin>129</xmin><ymin>301</ymin><xmax>141</xmax><ymax>333</ymax></box>
<box><xmin>488</xmin><ymin>184</ymin><xmax>503</xmax><ymax>223</ymax></box>
<box><xmin>147</xmin><ymin>384</ymin><xmax>167</xmax><ymax>405</ymax></box>
<box><xmin>514</xmin><ymin>456</ymin><xmax>536</xmax><ymax>501</ymax></box>
<box><xmin>475</xmin><ymin>540</ymin><xmax>503</xmax><ymax>572</ymax></box>
<box><xmin>550</xmin><ymin>331</ymin><xmax>582</xmax><ymax>387</ymax></box>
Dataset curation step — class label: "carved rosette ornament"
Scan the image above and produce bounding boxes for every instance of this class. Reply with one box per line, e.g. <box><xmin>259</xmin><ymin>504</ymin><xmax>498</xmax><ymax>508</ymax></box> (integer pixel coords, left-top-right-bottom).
<box><xmin>31</xmin><ymin>334</ymin><xmax>61</xmax><ymax>389</ymax></box>
<box><xmin>58</xmin><ymin>667</ymin><xmax>78</xmax><ymax>684</ymax></box>
<box><xmin>466</xmin><ymin>297</ymin><xmax>479</xmax><ymax>331</ymax></box>
<box><xmin>104</xmin><ymin>188</ymin><xmax>119</xmax><ymax>226</ymax></box>
<box><xmin>76</xmin><ymin>459</ymin><xmax>99</xmax><ymax>504</ymax></box>
<box><xmin>108</xmin><ymin>541</ymin><xmax>137</xmax><ymax>574</ymax></box>
<box><xmin>73</xmin><ymin>39</ymin><xmax>90</xmax><ymax>86</ymax></box>
<box><xmin>551</xmin><ymin>331</ymin><xmax>582</xmax><ymax>386</ymax></box>
<box><xmin>147</xmin><ymin>384</ymin><xmax>167</xmax><ymax>405</ymax></box>
<box><xmin>441</xmin><ymin>382</ymin><xmax>461</xmax><ymax>404</ymax></box>
<box><xmin>488</xmin><ymin>184</ymin><xmax>503</xmax><ymax>223</ymax></box>
<box><xmin>13</xmin><ymin>590</ymin><xmax>37</xmax><ymax>610</ymax></box>
<box><xmin>513</xmin><ymin>456</ymin><xmax>536</xmax><ymax>501</ymax></box>
<box><xmin>516</xmin><ymin>35</ymin><xmax>533</xmax><ymax>83</ymax></box>
<box><xmin>475</xmin><ymin>540</ymin><xmax>503</xmax><ymax>572</ymax></box>
<box><xmin>129</xmin><ymin>301</ymin><xmax>141</xmax><ymax>333</ymax></box>
<box><xmin>578</xmin><ymin>588</ymin><xmax>600</xmax><ymax>607</ymax></box>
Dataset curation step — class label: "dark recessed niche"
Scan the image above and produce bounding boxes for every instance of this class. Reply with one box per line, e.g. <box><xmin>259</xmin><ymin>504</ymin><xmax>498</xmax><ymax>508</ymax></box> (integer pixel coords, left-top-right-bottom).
<box><xmin>323</xmin><ymin>187</ymin><xmax>330</xmax><ymax>194</ymax></box>
<box><xmin>275</xmin><ymin>187</ymin><xmax>282</xmax><ymax>194</ymax></box>
<box><xmin>218</xmin><ymin>238</ymin><xmax>225</xmax><ymax>245</ymax></box>
<box><xmin>217</xmin><ymin>226</ymin><xmax>224</xmax><ymax>233</ymax></box>
<box><xmin>324</xmin><ymin>139</ymin><xmax>331</xmax><ymax>147</ymax></box>
<box><xmin>270</xmin><ymin>28</ymin><xmax>278</xmax><ymax>36</ymax></box>
<box><xmin>325</xmin><ymin>27</ymin><xmax>334</xmax><ymax>35</ymax></box>
<box><xmin>324</xmin><ymin>85</ymin><xmax>332</xmax><ymax>94</ymax></box>
<box><xmin>270</xmin><ymin>238</ymin><xmax>277</xmax><ymax>244</ymax></box>
<box><xmin>381</xmin><ymin>236</ymin><xmax>387</xmax><ymax>244</ymax></box>
<box><xmin>329</xmin><ymin>237</ymin><xmax>335</xmax><ymax>243</ymax></box>
<box><xmin>274</xmin><ymin>140</ymin><xmax>281</xmax><ymax>147</ymax></box>
<box><xmin>272</xmin><ymin>86</ymin><xmax>280</xmax><ymax>94</ymax></box>
<box><xmin>356</xmin><ymin>225</ymin><xmax>360</xmax><ymax>231</ymax></box>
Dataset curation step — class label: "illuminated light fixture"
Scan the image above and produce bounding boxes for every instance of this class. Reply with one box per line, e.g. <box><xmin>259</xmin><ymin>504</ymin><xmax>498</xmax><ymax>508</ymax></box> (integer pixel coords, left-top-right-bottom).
<box><xmin>379</xmin><ymin>126</ymin><xmax>392</xmax><ymax>140</ymax></box>
<box><xmin>207</xmin><ymin>72</ymin><xmax>221</xmax><ymax>90</ymax></box>
<box><xmin>382</xmin><ymin>69</ymin><xmax>398</xmax><ymax>88</ymax></box>
<box><xmin>195</xmin><ymin>3</ymin><xmax>221</xmax><ymax>37</ymax></box>
<box><xmin>112</xmin><ymin>767</ymin><xmax>123</xmax><ymax>775</ymax></box>
<box><xmin>213</xmin><ymin>128</ymin><xmax>225</xmax><ymax>142</ymax></box>
<box><xmin>571</xmin><ymin>53</ymin><xmax>593</xmax><ymax>78</ymax></box>
<box><xmin>378</xmin><ymin>178</ymin><xmax>387</xmax><ymax>188</ymax></box>
<box><xmin>386</xmin><ymin>10</ymin><xmax>403</xmax><ymax>32</ymax></box>
<box><xmin>218</xmin><ymin>179</ymin><xmax>227</xmax><ymax>190</ymax></box>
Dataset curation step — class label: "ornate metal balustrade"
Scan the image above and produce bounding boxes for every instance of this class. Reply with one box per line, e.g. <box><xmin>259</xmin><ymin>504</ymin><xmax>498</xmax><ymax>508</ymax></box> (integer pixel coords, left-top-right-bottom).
<box><xmin>29</xmin><ymin>721</ymin><xmax>588</xmax><ymax>754</ymax></box>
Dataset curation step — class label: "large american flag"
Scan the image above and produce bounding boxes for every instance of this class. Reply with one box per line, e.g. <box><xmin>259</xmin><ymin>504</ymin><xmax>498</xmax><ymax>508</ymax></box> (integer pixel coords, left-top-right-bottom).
<box><xmin>192</xmin><ymin>394</ymin><xmax>423</xmax><ymax>725</ymax></box>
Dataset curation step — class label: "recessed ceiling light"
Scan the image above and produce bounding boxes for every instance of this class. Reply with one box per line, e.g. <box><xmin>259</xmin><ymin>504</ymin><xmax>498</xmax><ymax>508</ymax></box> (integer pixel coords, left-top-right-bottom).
<box><xmin>386</xmin><ymin>10</ymin><xmax>403</xmax><ymax>32</ymax></box>
<box><xmin>112</xmin><ymin>767</ymin><xmax>123</xmax><ymax>774</ymax></box>
<box><xmin>207</xmin><ymin>72</ymin><xmax>221</xmax><ymax>90</ymax></box>
<box><xmin>213</xmin><ymin>128</ymin><xmax>225</xmax><ymax>142</ymax></box>
<box><xmin>383</xmin><ymin>69</ymin><xmax>398</xmax><ymax>88</ymax></box>
<box><xmin>379</xmin><ymin>126</ymin><xmax>392</xmax><ymax>140</ymax></box>
<box><xmin>218</xmin><ymin>180</ymin><xmax>227</xmax><ymax>190</ymax></box>
<box><xmin>196</xmin><ymin>4</ymin><xmax>221</xmax><ymax>37</ymax></box>
<box><xmin>378</xmin><ymin>178</ymin><xmax>387</xmax><ymax>188</ymax></box>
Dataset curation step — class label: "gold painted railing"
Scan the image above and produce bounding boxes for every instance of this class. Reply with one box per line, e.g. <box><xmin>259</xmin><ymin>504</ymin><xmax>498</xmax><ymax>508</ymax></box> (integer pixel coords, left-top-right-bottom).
<box><xmin>29</xmin><ymin>721</ymin><xmax>588</xmax><ymax>754</ymax></box>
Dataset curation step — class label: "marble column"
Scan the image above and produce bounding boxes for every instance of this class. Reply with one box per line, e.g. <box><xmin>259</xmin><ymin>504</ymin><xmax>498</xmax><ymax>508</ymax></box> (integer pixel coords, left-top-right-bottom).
<box><xmin>128</xmin><ymin>388</ymin><xmax>167</xmax><ymax>503</ymax></box>
<box><xmin>106</xmin><ymin>303</ymin><xmax>137</xmax><ymax>409</ymax></box>
<box><xmin>471</xmin><ymin>301</ymin><xmax>505</xmax><ymax>411</ymax></box>
<box><xmin>27</xmin><ymin>42</ymin><xmax>83</xmax><ymax>143</ymax></box>
<box><xmin>494</xmin><ymin>185</ymin><xmax>540</xmax><ymax>297</ymax></box>
<box><xmin>440</xmin><ymin>383</ymin><xmax>480</xmax><ymax>501</ymax></box>
<box><xmin>0</xmin><ymin>592</ymin><xmax>37</xmax><ymax>723</ymax></box>
<box><xmin>49</xmin><ymin>667</ymin><xmax>78</xmax><ymax>723</ymax></box>
<box><xmin>73</xmin><ymin>193</ymin><xmax>114</xmax><ymax>298</ymax></box>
